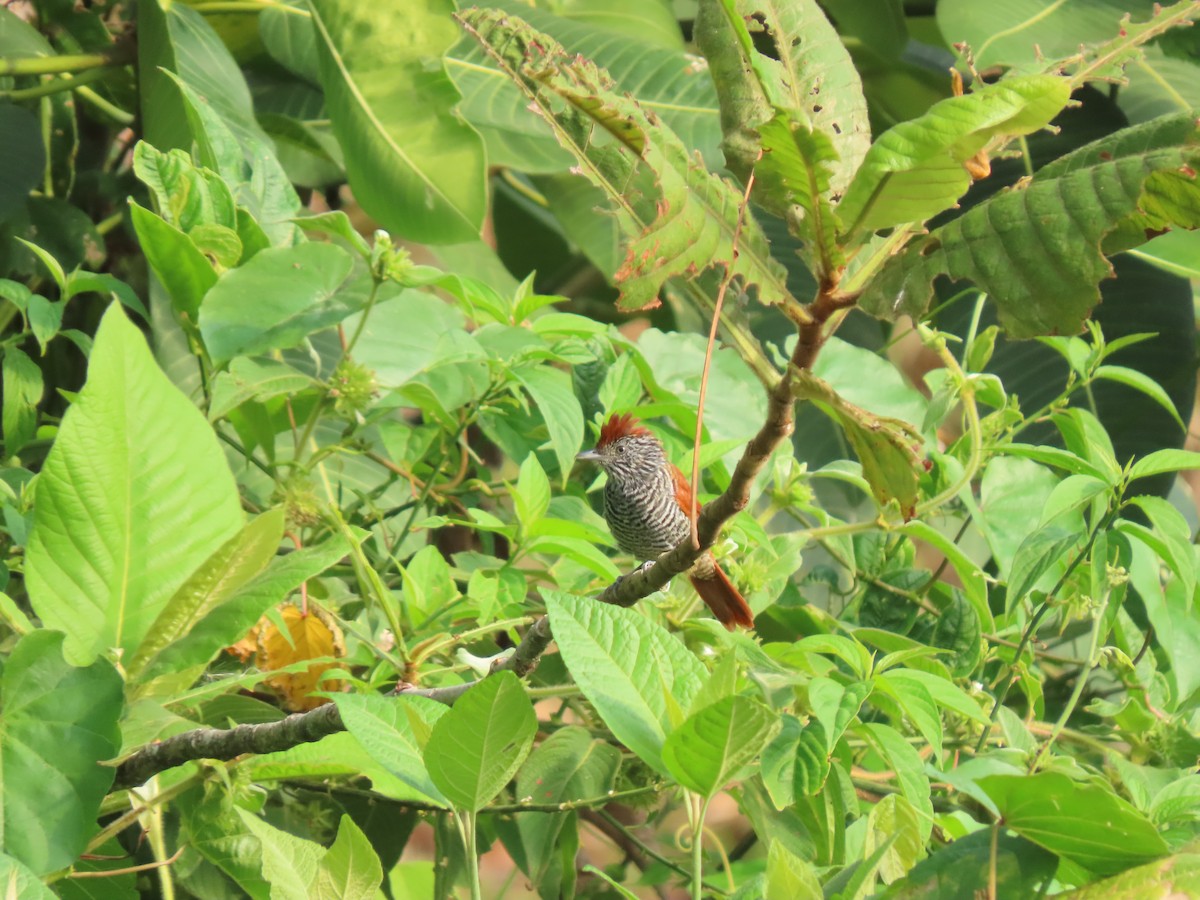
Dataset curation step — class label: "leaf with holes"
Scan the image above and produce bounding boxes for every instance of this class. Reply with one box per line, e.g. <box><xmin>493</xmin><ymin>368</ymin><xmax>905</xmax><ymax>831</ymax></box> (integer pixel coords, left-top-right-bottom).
<box><xmin>696</xmin><ymin>0</ymin><xmax>869</xmax><ymax>195</ymax></box>
<box><xmin>458</xmin><ymin>8</ymin><xmax>797</xmax><ymax>316</ymax></box>
<box><xmin>862</xmin><ymin>113</ymin><xmax>1200</xmax><ymax>337</ymax></box>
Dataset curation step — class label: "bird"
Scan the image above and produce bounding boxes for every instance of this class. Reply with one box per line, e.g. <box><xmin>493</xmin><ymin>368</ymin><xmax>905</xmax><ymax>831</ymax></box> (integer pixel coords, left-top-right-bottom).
<box><xmin>576</xmin><ymin>412</ymin><xmax>755</xmax><ymax>629</ymax></box>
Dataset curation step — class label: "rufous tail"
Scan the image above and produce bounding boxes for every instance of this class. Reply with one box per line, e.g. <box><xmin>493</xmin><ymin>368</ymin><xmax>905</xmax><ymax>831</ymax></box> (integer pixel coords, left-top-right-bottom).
<box><xmin>689</xmin><ymin>561</ymin><xmax>754</xmax><ymax>630</ymax></box>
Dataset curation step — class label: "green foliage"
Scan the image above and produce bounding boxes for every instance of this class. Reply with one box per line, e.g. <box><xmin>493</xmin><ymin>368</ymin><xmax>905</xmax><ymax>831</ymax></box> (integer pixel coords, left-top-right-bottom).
<box><xmin>0</xmin><ymin>0</ymin><xmax>1198</xmax><ymax>897</ymax></box>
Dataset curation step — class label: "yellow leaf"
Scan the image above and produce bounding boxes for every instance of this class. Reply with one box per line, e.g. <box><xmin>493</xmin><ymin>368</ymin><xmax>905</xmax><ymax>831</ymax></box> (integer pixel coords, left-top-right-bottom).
<box><xmin>257</xmin><ymin>604</ymin><xmax>347</xmax><ymax>711</ymax></box>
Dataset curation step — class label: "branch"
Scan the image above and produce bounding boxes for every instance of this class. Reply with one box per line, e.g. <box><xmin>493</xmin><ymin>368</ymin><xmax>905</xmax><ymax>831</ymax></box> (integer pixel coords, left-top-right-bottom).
<box><xmin>113</xmin><ymin>617</ymin><xmax>554</xmax><ymax>790</ymax></box>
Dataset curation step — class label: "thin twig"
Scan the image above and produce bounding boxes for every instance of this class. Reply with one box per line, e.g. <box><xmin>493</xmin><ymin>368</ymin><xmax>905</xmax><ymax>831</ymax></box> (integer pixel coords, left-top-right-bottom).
<box><xmin>691</xmin><ymin>151</ymin><xmax>762</xmax><ymax>549</ymax></box>
<box><xmin>69</xmin><ymin>845</ymin><xmax>186</xmax><ymax>878</ymax></box>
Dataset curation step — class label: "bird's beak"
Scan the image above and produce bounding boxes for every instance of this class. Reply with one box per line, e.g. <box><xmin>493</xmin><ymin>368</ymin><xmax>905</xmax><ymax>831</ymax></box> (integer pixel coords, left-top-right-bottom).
<box><xmin>576</xmin><ymin>448</ymin><xmax>601</xmax><ymax>463</ymax></box>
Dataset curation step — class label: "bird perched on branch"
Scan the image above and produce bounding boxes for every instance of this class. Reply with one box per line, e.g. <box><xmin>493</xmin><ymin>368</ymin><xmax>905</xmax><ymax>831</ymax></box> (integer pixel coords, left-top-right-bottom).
<box><xmin>576</xmin><ymin>413</ymin><xmax>754</xmax><ymax>630</ymax></box>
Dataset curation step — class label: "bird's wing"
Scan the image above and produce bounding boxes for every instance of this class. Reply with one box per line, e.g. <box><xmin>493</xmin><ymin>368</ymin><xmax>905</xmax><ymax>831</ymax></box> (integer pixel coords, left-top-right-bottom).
<box><xmin>668</xmin><ymin>462</ymin><xmax>695</xmax><ymax>516</ymax></box>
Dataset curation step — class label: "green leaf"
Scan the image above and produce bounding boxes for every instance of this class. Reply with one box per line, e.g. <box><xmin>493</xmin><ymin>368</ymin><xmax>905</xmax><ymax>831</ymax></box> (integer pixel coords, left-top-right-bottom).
<box><xmin>1094</xmin><ymin>364</ymin><xmax>1185</xmax><ymax>430</ymax></box>
<box><xmin>839</xmin><ymin>75</ymin><xmax>1071</xmax><ymax>236</ymax></box>
<box><xmin>2</xmin><ymin>347</ymin><xmax>41</xmax><ymax>456</ymax></box>
<box><xmin>861</xmin><ymin>723</ymin><xmax>934</xmax><ymax>840</ymax></box>
<box><xmin>334</xmin><ymin>693</ymin><xmax>449</xmax><ymax>806</ymax></box>
<box><xmin>1122</xmin><ymin>495</ymin><xmax>1196</xmax><ymax>604</ymax></box>
<box><xmin>753</xmin><ymin>112</ymin><xmax>844</xmax><ymax>273</ymax></box>
<box><xmin>696</xmin><ymin>0</ymin><xmax>869</xmax><ymax>195</ymax></box>
<box><xmin>1053</xmin><ymin>852</ymin><xmax>1200</xmax><ymax>900</ymax></box>
<box><xmin>794</xmin><ymin>368</ymin><xmax>923</xmax><ymax>516</ymax></box>
<box><xmin>978</xmin><ymin>772</ymin><xmax>1169</xmax><ymax>875</ymax></box>
<box><xmin>145</xmin><ymin>534</ymin><xmax>349</xmax><ymax>679</ymax></box>
<box><xmin>661</xmin><ymin>694</ymin><xmax>780</xmax><ymax>799</ymax></box>
<box><xmin>874</xmin><ymin>828</ymin><xmax>1057</xmax><ymax>900</ymax></box>
<box><xmin>25</xmin><ymin>294</ymin><xmax>61</xmax><ymax>354</ymax></box>
<box><xmin>308</xmin><ymin>0</ymin><xmax>485</xmax><ymax>244</ymax></box>
<box><xmin>862</xmin><ymin>113</ymin><xmax>1200</xmax><ymax>337</ymax></box>
<box><xmin>129</xmin><ymin>200</ymin><xmax>218</xmax><ymax>318</ymax></box>
<box><xmin>198</xmin><ymin>242</ymin><xmax>356</xmax><ymax>366</ymax></box>
<box><xmin>867</xmin><ymin>794</ymin><xmax>925</xmax><ymax>883</ymax></box>
<box><xmin>545</xmin><ymin>589</ymin><xmax>705</xmax><ymax>776</ymax></box>
<box><xmin>239</xmin><ymin>810</ymin><xmax>323</xmax><ymax>900</ymax></box>
<box><xmin>766</xmin><ymin>839</ymin><xmax>822</xmax><ymax>900</ymax></box>
<box><xmin>460</xmin><ymin>8</ymin><xmax>796</xmax><ymax>315</ymax></box>
<box><xmin>0</xmin><ymin>103</ymin><xmax>43</xmax><ymax>224</ymax></box>
<box><xmin>515</xmin><ymin>366</ymin><xmax>585</xmax><ymax>487</ymax></box>
<box><xmin>425</xmin><ymin>671</ymin><xmax>537</xmax><ymax>812</ymax></box>
<box><xmin>793</xmin><ymin>720</ymin><xmax>832</xmax><ymax>796</ymax></box>
<box><xmin>24</xmin><ymin>304</ymin><xmax>244</xmax><ymax>665</ymax></box>
<box><xmin>0</xmin><ymin>854</ymin><xmax>55</xmax><ymax>900</ymax></box>
<box><xmin>63</xmin><ymin>271</ymin><xmax>150</xmax><ymax>320</ymax></box>
<box><xmin>313</xmin><ymin>815</ymin><xmax>383</xmax><ymax>900</ymax></box>
<box><xmin>133</xmin><ymin>142</ymin><xmax>238</xmax><ymax>233</ymax></box>
<box><xmin>515</xmin><ymin>726</ymin><xmax>621</xmax><ymax>879</ymax></box>
<box><xmin>1128</xmin><ymin>448</ymin><xmax>1200</xmax><ymax>481</ymax></box>
<box><xmin>513</xmin><ymin>452</ymin><xmax>551</xmax><ymax>531</ymax></box>
<box><xmin>1005</xmin><ymin>524</ymin><xmax>1082</xmax><ymax>613</ymax></box>
<box><xmin>208</xmin><ymin>358</ymin><xmax>316</xmax><ymax>421</ymax></box>
<box><xmin>125</xmin><ymin>509</ymin><xmax>285</xmax><ymax>683</ymax></box>
<box><xmin>0</xmin><ymin>631</ymin><xmax>122</xmax><ymax>875</ymax></box>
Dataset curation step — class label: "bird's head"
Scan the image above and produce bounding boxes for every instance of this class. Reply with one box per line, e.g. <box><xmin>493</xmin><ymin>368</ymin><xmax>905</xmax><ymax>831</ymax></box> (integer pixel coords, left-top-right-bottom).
<box><xmin>577</xmin><ymin>413</ymin><xmax>665</xmax><ymax>479</ymax></box>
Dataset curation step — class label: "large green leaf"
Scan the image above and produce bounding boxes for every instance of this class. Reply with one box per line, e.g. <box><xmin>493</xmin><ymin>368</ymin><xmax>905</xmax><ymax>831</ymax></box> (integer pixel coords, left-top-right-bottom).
<box><xmin>662</xmin><ymin>694</ymin><xmax>780</xmax><ymax>799</ymax></box>
<box><xmin>978</xmin><ymin>772</ymin><xmax>1169</xmax><ymax>875</ymax></box>
<box><xmin>424</xmin><ymin>670</ymin><xmax>538</xmax><ymax>812</ymax></box>
<box><xmin>544</xmin><ymin>590</ymin><xmax>705</xmax><ymax>776</ymax></box>
<box><xmin>838</xmin><ymin>74</ymin><xmax>1071</xmax><ymax>237</ymax></box>
<box><xmin>335</xmin><ymin>693</ymin><xmax>449</xmax><ymax>806</ymax></box>
<box><xmin>863</xmin><ymin>112</ymin><xmax>1200</xmax><ymax>337</ymax></box>
<box><xmin>308</xmin><ymin>0</ymin><xmax>486</xmax><ymax>244</ymax></box>
<box><xmin>24</xmin><ymin>304</ymin><xmax>244</xmax><ymax>665</ymax></box>
<box><xmin>129</xmin><ymin>201</ymin><xmax>219</xmax><ymax>318</ymax></box>
<box><xmin>460</xmin><ymin>8</ymin><xmax>796</xmax><ymax>315</ymax></box>
<box><xmin>198</xmin><ymin>242</ymin><xmax>356</xmax><ymax>366</ymax></box>
<box><xmin>0</xmin><ymin>631</ymin><xmax>122</xmax><ymax>875</ymax></box>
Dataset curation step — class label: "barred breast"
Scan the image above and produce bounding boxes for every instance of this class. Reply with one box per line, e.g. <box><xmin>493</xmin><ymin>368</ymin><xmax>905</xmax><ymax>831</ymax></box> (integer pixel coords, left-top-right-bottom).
<box><xmin>603</xmin><ymin>465</ymin><xmax>691</xmax><ymax>561</ymax></box>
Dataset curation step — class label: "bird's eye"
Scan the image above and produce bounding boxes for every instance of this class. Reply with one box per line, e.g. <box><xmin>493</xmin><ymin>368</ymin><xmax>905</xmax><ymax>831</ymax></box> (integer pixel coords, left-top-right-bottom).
<box><xmin>616</xmin><ymin>445</ymin><xmax>625</xmax><ymax>454</ymax></box>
